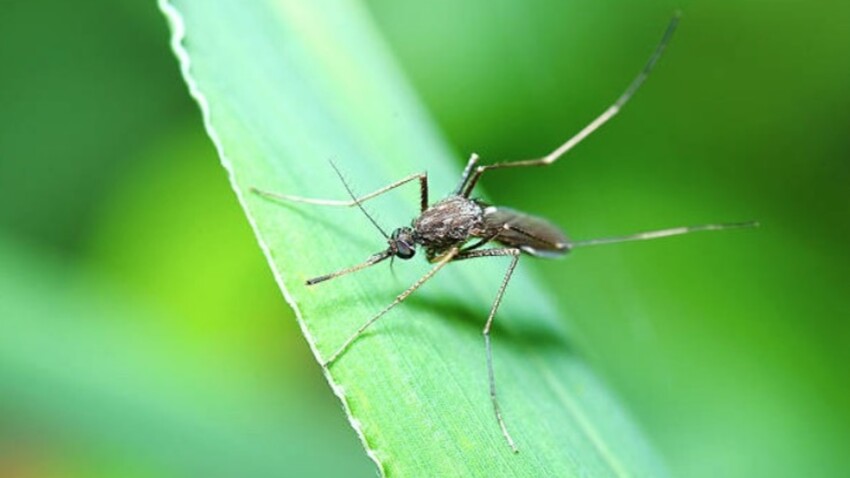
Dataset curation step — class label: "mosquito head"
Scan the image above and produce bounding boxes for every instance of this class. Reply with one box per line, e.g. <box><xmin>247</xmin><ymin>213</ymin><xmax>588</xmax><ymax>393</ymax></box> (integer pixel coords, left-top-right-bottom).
<box><xmin>389</xmin><ymin>227</ymin><xmax>417</xmax><ymax>260</ymax></box>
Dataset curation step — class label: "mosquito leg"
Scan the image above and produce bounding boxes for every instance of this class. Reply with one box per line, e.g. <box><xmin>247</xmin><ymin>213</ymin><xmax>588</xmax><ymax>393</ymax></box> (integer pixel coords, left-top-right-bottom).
<box><xmin>454</xmin><ymin>247</ymin><xmax>522</xmax><ymax>453</ymax></box>
<box><xmin>321</xmin><ymin>247</ymin><xmax>459</xmax><ymax>367</ymax></box>
<box><xmin>306</xmin><ymin>250</ymin><xmax>392</xmax><ymax>286</ymax></box>
<box><xmin>459</xmin><ymin>232</ymin><xmax>501</xmax><ymax>254</ymax></box>
<box><xmin>252</xmin><ymin>171</ymin><xmax>429</xmax><ymax>212</ymax></box>
<box><xmin>571</xmin><ymin>220</ymin><xmax>759</xmax><ymax>248</ymax></box>
<box><xmin>461</xmin><ymin>13</ymin><xmax>680</xmax><ymax>197</ymax></box>
<box><xmin>453</xmin><ymin>153</ymin><xmax>480</xmax><ymax>195</ymax></box>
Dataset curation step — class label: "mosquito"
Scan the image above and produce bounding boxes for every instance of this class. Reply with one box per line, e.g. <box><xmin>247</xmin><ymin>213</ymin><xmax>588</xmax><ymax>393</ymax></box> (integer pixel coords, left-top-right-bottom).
<box><xmin>252</xmin><ymin>13</ymin><xmax>757</xmax><ymax>453</ymax></box>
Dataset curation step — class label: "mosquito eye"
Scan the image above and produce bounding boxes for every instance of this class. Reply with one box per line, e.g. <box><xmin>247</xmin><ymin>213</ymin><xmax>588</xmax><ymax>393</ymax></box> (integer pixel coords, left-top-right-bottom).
<box><xmin>395</xmin><ymin>241</ymin><xmax>415</xmax><ymax>260</ymax></box>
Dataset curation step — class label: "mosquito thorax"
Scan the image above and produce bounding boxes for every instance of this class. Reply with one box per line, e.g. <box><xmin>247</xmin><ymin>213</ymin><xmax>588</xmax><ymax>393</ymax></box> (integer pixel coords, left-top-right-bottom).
<box><xmin>413</xmin><ymin>196</ymin><xmax>485</xmax><ymax>248</ymax></box>
<box><xmin>389</xmin><ymin>227</ymin><xmax>417</xmax><ymax>259</ymax></box>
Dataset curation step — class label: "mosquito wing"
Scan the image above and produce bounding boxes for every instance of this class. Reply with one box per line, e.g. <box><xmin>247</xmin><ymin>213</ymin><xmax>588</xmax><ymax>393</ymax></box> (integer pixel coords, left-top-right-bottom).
<box><xmin>482</xmin><ymin>205</ymin><xmax>570</xmax><ymax>257</ymax></box>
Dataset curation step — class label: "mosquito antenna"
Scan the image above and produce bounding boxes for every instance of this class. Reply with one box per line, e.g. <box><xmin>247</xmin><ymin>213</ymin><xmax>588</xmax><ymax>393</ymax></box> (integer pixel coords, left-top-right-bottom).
<box><xmin>329</xmin><ymin>160</ymin><xmax>389</xmax><ymax>238</ymax></box>
<box><xmin>307</xmin><ymin>250</ymin><xmax>393</xmax><ymax>285</ymax></box>
<box><xmin>572</xmin><ymin>220</ymin><xmax>759</xmax><ymax>248</ymax></box>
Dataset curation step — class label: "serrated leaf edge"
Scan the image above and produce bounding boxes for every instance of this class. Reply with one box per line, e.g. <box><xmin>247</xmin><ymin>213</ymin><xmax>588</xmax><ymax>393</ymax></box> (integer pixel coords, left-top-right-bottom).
<box><xmin>157</xmin><ymin>1</ymin><xmax>386</xmax><ymax>475</ymax></box>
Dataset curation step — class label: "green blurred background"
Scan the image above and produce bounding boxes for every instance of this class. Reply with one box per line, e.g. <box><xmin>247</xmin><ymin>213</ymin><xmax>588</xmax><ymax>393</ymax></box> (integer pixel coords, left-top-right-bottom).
<box><xmin>1</xmin><ymin>1</ymin><xmax>847</xmax><ymax>477</ymax></box>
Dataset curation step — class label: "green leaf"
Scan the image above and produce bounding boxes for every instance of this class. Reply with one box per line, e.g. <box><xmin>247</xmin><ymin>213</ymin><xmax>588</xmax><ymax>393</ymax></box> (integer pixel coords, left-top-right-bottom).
<box><xmin>160</xmin><ymin>0</ymin><xmax>670</xmax><ymax>476</ymax></box>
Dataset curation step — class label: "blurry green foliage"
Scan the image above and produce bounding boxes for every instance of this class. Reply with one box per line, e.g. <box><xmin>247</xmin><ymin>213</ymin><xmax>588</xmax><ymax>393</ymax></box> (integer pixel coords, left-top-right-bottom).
<box><xmin>0</xmin><ymin>1</ymin><xmax>191</xmax><ymax>253</ymax></box>
<box><xmin>0</xmin><ymin>0</ymin><xmax>847</xmax><ymax>477</ymax></box>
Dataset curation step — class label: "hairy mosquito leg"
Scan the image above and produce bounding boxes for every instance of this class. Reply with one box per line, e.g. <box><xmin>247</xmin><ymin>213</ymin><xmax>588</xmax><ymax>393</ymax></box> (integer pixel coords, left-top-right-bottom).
<box><xmin>571</xmin><ymin>220</ymin><xmax>759</xmax><ymax>248</ymax></box>
<box><xmin>460</xmin><ymin>13</ymin><xmax>681</xmax><ymax>197</ymax></box>
<box><xmin>321</xmin><ymin>247</ymin><xmax>459</xmax><ymax>367</ymax></box>
<box><xmin>252</xmin><ymin>171</ymin><xmax>429</xmax><ymax>213</ymax></box>
<box><xmin>454</xmin><ymin>247</ymin><xmax>522</xmax><ymax>453</ymax></box>
<box><xmin>306</xmin><ymin>250</ymin><xmax>393</xmax><ymax>286</ymax></box>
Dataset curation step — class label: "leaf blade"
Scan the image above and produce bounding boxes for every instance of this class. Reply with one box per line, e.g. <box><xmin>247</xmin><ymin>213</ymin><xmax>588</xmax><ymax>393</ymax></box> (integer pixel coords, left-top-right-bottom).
<box><xmin>160</xmin><ymin>0</ymin><xmax>670</xmax><ymax>475</ymax></box>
